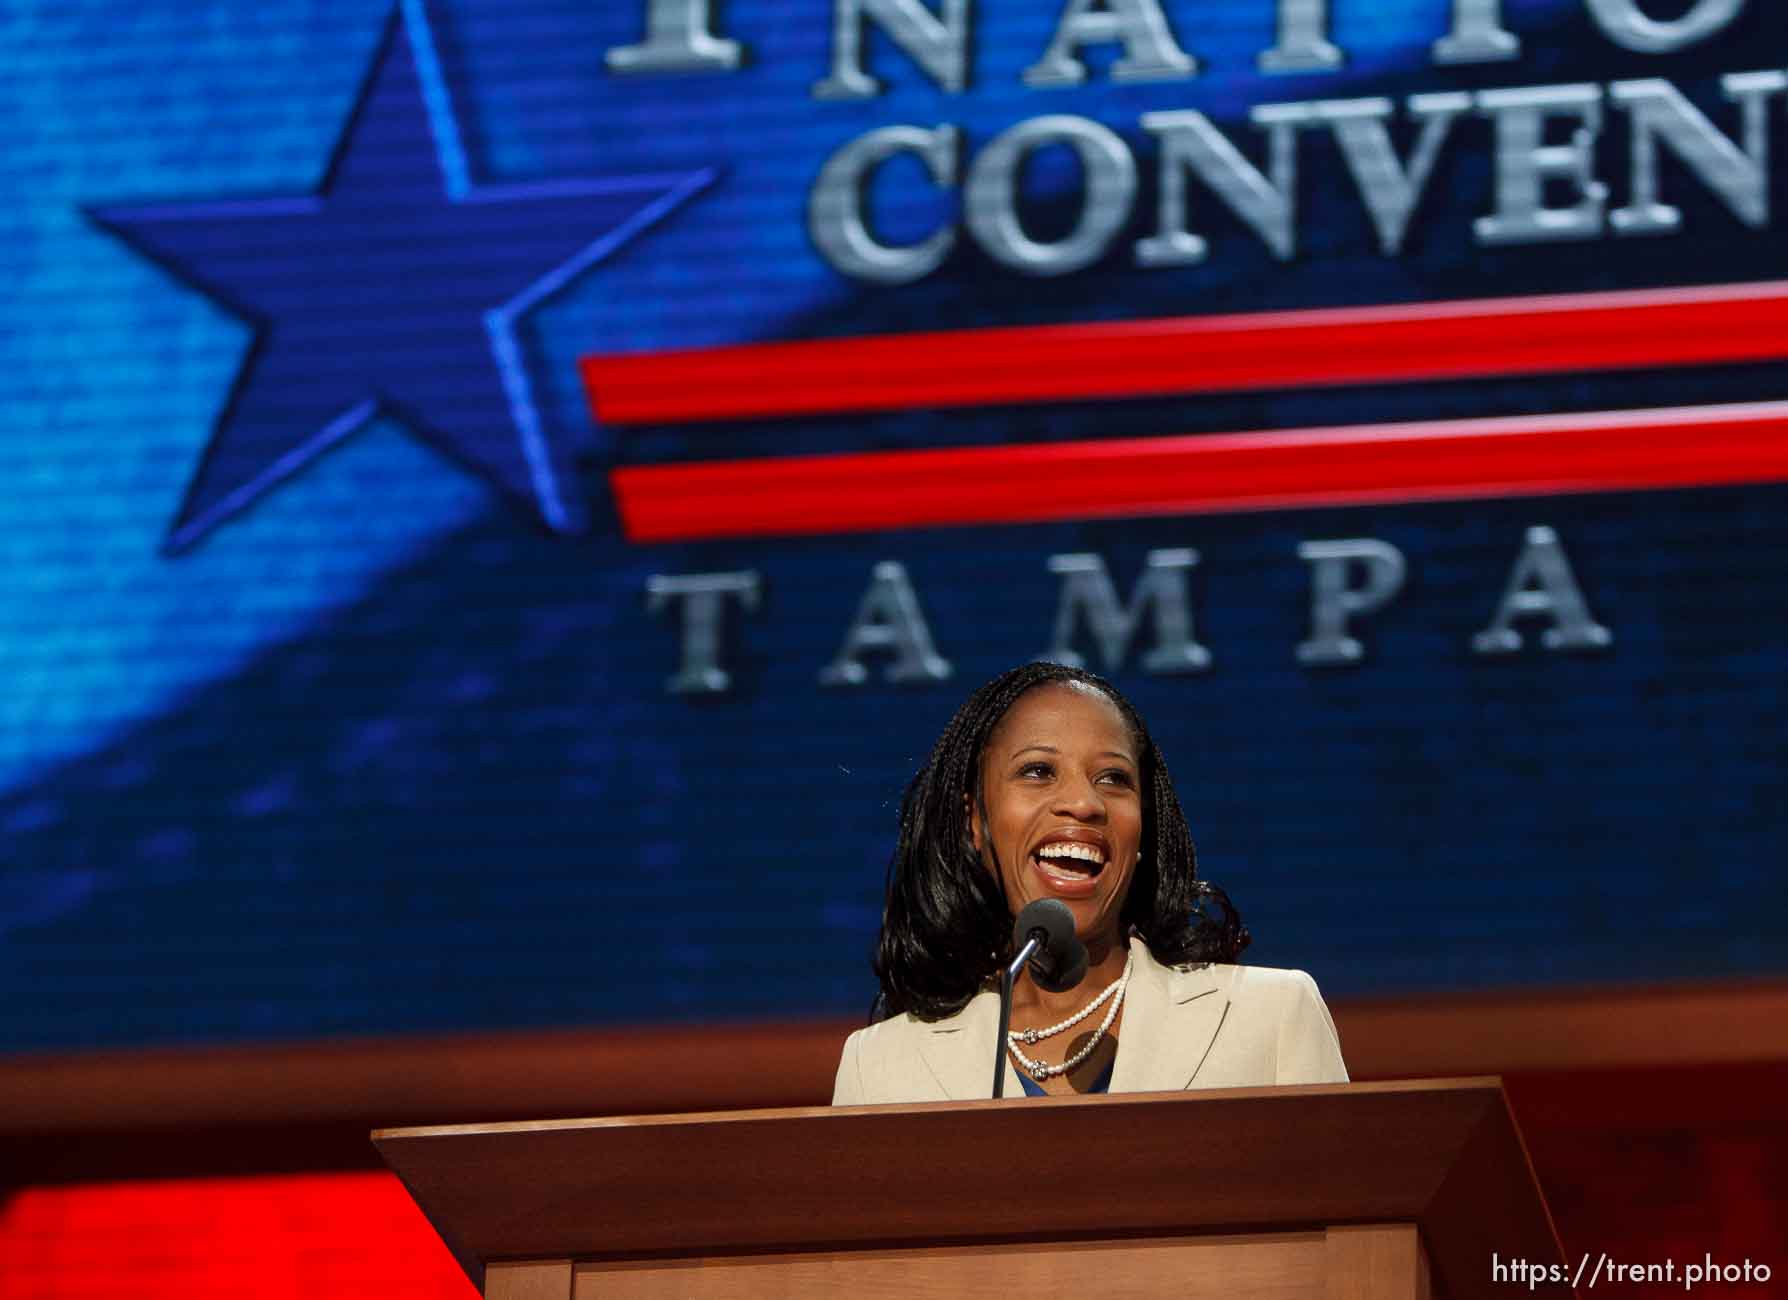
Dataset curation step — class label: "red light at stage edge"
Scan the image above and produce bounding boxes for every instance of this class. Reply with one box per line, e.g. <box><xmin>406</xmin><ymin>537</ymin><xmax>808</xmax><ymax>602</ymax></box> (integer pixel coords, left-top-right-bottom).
<box><xmin>0</xmin><ymin>1172</ymin><xmax>474</xmax><ymax>1300</ymax></box>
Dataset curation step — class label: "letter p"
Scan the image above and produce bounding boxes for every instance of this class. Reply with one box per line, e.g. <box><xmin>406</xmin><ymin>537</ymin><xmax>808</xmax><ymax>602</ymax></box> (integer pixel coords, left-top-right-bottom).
<box><xmin>1297</xmin><ymin>538</ymin><xmax>1407</xmax><ymax>666</ymax></box>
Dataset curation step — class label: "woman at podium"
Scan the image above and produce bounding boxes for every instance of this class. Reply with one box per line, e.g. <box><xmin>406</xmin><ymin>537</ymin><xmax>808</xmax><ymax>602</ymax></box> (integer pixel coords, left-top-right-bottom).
<box><xmin>833</xmin><ymin>661</ymin><xmax>1348</xmax><ymax>1104</ymax></box>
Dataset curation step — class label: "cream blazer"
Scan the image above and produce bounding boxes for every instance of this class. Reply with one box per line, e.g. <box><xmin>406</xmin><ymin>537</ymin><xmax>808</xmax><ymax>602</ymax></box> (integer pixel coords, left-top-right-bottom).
<box><xmin>833</xmin><ymin>935</ymin><xmax>1347</xmax><ymax>1104</ymax></box>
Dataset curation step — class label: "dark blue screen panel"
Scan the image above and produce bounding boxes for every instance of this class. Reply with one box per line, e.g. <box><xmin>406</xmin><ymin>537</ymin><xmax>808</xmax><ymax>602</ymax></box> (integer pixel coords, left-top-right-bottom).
<box><xmin>3</xmin><ymin>0</ymin><xmax>1786</xmax><ymax>1052</ymax></box>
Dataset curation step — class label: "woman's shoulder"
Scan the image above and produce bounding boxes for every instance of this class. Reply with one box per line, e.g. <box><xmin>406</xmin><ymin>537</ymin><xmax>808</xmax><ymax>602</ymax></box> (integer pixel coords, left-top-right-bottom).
<box><xmin>1138</xmin><ymin>954</ymin><xmax>1347</xmax><ymax>1085</ymax></box>
<box><xmin>833</xmin><ymin>996</ymin><xmax>988</xmax><ymax>1105</ymax></box>
<box><xmin>841</xmin><ymin>995</ymin><xmax>982</xmax><ymax>1054</ymax></box>
<box><xmin>1141</xmin><ymin>946</ymin><xmax>1331</xmax><ymax>1003</ymax></box>
<box><xmin>1212</xmin><ymin>961</ymin><xmax>1329</xmax><ymax>995</ymax></box>
<box><xmin>1143</xmin><ymin>954</ymin><xmax>1338</xmax><ymax>1030</ymax></box>
<box><xmin>839</xmin><ymin>1009</ymin><xmax>927</xmax><ymax>1055</ymax></box>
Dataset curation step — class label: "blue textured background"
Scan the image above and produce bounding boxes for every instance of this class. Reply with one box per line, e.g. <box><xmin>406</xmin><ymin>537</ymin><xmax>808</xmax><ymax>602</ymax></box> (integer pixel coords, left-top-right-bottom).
<box><xmin>3</xmin><ymin>0</ymin><xmax>1785</xmax><ymax>1052</ymax></box>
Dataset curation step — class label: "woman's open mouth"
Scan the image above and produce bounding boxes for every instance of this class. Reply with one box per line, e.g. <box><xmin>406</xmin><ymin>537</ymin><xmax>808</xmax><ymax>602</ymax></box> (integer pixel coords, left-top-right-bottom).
<box><xmin>1030</xmin><ymin>840</ymin><xmax>1107</xmax><ymax>896</ymax></box>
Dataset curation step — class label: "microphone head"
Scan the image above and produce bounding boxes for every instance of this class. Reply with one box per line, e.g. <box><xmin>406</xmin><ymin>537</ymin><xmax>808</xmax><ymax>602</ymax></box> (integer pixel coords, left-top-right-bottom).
<box><xmin>1012</xmin><ymin>898</ymin><xmax>1089</xmax><ymax>993</ymax></box>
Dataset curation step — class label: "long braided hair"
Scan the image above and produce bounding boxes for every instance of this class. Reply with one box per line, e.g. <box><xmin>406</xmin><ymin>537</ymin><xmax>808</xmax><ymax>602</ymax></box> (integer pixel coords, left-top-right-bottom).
<box><xmin>873</xmin><ymin>661</ymin><xmax>1249</xmax><ymax>1021</ymax></box>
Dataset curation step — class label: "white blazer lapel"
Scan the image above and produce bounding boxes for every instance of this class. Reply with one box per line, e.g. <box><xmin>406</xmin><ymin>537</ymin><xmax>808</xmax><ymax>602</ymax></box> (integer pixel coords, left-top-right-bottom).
<box><xmin>1108</xmin><ymin>937</ymin><xmax>1230</xmax><ymax>1093</ymax></box>
<box><xmin>916</xmin><ymin>989</ymin><xmax>1023</xmax><ymax>1100</ymax></box>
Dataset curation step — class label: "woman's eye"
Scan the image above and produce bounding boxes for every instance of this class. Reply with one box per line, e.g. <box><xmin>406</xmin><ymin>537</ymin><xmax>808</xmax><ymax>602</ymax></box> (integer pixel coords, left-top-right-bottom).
<box><xmin>1098</xmin><ymin>769</ymin><xmax>1136</xmax><ymax>787</ymax></box>
<box><xmin>1019</xmin><ymin>762</ymin><xmax>1053</xmax><ymax>779</ymax></box>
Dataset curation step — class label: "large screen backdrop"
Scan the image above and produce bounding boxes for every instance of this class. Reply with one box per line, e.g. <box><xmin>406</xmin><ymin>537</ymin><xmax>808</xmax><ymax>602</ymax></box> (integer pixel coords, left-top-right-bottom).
<box><xmin>5</xmin><ymin>0</ymin><xmax>1787</xmax><ymax>1053</ymax></box>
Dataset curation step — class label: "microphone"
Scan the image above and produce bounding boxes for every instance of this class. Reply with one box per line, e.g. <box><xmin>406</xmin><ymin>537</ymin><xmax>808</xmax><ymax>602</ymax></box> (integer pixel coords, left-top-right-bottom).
<box><xmin>992</xmin><ymin>899</ymin><xmax>1089</xmax><ymax>1098</ymax></box>
<box><xmin>1013</xmin><ymin>899</ymin><xmax>1088</xmax><ymax>992</ymax></box>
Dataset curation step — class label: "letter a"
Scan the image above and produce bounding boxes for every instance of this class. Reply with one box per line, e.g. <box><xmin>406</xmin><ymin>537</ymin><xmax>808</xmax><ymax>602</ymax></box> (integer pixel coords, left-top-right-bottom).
<box><xmin>1472</xmin><ymin>526</ymin><xmax>1612</xmax><ymax>654</ymax></box>
<box><xmin>820</xmin><ymin>562</ymin><xmax>954</xmax><ymax>685</ymax></box>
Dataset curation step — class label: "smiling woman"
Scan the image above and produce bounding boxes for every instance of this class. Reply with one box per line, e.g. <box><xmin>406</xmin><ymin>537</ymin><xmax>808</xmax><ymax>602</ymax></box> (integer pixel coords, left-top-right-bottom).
<box><xmin>833</xmin><ymin>661</ymin><xmax>1348</xmax><ymax>1104</ymax></box>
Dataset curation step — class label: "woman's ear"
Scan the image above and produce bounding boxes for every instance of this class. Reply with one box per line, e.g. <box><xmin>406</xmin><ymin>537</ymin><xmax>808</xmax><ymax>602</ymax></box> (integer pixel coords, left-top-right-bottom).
<box><xmin>964</xmin><ymin>792</ymin><xmax>982</xmax><ymax>858</ymax></box>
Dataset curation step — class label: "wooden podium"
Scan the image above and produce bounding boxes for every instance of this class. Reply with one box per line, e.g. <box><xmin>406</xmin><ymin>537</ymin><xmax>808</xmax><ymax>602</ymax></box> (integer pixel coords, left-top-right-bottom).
<box><xmin>375</xmin><ymin>1077</ymin><xmax>1573</xmax><ymax>1299</ymax></box>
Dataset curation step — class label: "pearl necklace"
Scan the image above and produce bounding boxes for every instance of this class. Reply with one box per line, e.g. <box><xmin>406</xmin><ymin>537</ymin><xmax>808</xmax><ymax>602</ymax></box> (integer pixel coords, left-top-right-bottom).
<box><xmin>1006</xmin><ymin>952</ymin><xmax>1133</xmax><ymax>1081</ymax></box>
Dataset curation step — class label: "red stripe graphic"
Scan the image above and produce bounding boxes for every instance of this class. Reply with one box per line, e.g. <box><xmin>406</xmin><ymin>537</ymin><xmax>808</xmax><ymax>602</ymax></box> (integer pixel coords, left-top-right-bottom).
<box><xmin>610</xmin><ymin>402</ymin><xmax>1788</xmax><ymax>542</ymax></box>
<box><xmin>582</xmin><ymin>281</ymin><xmax>1788</xmax><ymax>425</ymax></box>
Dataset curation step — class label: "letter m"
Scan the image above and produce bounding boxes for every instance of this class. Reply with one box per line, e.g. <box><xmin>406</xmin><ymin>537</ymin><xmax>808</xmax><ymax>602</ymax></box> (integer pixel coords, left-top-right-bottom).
<box><xmin>1043</xmin><ymin>550</ymin><xmax>1211</xmax><ymax>674</ymax></box>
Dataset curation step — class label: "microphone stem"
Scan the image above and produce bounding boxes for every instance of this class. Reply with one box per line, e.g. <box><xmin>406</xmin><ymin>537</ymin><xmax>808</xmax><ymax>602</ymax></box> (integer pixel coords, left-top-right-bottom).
<box><xmin>993</xmin><ymin>933</ymin><xmax>1043</xmax><ymax>1099</ymax></box>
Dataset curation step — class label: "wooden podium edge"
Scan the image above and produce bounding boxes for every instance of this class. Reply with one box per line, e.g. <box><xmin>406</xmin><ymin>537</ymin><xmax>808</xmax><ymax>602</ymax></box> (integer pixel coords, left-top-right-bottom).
<box><xmin>1420</xmin><ymin>1084</ymin><xmax>1576</xmax><ymax>1300</ymax></box>
<box><xmin>369</xmin><ymin>1073</ymin><xmax>1504</xmax><ymax>1142</ymax></box>
<box><xmin>376</xmin><ymin>1074</ymin><xmax>1506</xmax><ymax>1292</ymax></box>
<box><xmin>374</xmin><ymin>1077</ymin><xmax>1573</xmax><ymax>1299</ymax></box>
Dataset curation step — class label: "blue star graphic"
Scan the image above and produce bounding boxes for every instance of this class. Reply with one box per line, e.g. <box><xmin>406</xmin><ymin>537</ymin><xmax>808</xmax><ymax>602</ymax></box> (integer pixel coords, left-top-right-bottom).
<box><xmin>92</xmin><ymin>1</ymin><xmax>714</xmax><ymax>550</ymax></box>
